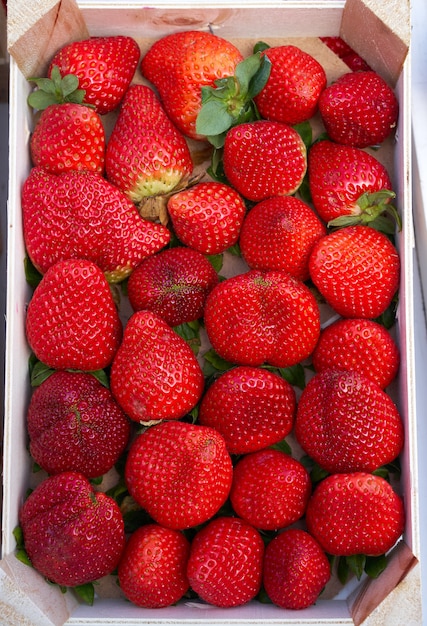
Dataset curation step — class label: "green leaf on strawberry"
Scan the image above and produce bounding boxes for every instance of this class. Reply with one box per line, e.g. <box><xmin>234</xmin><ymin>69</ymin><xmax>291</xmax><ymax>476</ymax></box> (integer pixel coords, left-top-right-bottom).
<box><xmin>28</xmin><ymin>65</ymin><xmax>87</xmax><ymax>111</ymax></box>
<box><xmin>174</xmin><ymin>321</ymin><xmax>202</xmax><ymax>356</ymax></box>
<box><xmin>202</xmin><ymin>348</ymin><xmax>235</xmax><ymax>377</ymax></box>
<box><xmin>364</xmin><ymin>554</ymin><xmax>388</xmax><ymax>579</ymax></box>
<box><xmin>73</xmin><ymin>583</ymin><xmax>95</xmax><ymax>606</ymax></box>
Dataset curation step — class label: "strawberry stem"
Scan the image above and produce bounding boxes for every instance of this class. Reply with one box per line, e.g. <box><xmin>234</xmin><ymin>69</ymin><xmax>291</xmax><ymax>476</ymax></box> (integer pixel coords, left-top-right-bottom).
<box><xmin>327</xmin><ymin>189</ymin><xmax>402</xmax><ymax>234</ymax></box>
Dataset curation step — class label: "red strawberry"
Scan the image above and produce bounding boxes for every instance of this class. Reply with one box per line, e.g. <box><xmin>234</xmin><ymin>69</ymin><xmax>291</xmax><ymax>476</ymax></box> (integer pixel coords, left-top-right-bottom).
<box><xmin>295</xmin><ymin>369</ymin><xmax>404</xmax><ymax>474</ymax></box>
<box><xmin>309</xmin><ymin>225</ymin><xmax>400</xmax><ymax>319</ymax></box>
<box><xmin>230</xmin><ymin>449</ymin><xmax>311</xmax><ymax>531</ymax></box>
<box><xmin>167</xmin><ymin>182</ymin><xmax>247</xmax><ymax>255</ymax></box>
<box><xmin>118</xmin><ymin>524</ymin><xmax>190</xmax><ymax>608</ymax></box>
<box><xmin>140</xmin><ymin>30</ymin><xmax>244</xmax><ymax>140</ymax></box>
<box><xmin>26</xmin><ymin>258</ymin><xmax>122</xmax><ymax>371</ymax></box>
<box><xmin>341</xmin><ymin>51</ymin><xmax>372</xmax><ymax>72</ymax></box>
<box><xmin>312</xmin><ymin>318</ymin><xmax>400</xmax><ymax>389</ymax></box>
<box><xmin>105</xmin><ymin>84</ymin><xmax>193</xmax><ymax>206</ymax></box>
<box><xmin>187</xmin><ymin>516</ymin><xmax>264</xmax><ymax>607</ymax></box>
<box><xmin>19</xmin><ymin>471</ymin><xmax>125</xmax><ymax>587</ymax></box>
<box><xmin>318</xmin><ymin>70</ymin><xmax>399</xmax><ymax>147</ymax></box>
<box><xmin>263</xmin><ymin>528</ymin><xmax>331</xmax><ymax>610</ymax></box>
<box><xmin>30</xmin><ymin>102</ymin><xmax>105</xmax><ymax>175</ymax></box>
<box><xmin>127</xmin><ymin>246</ymin><xmax>218</xmax><ymax>326</ymax></box>
<box><xmin>48</xmin><ymin>36</ymin><xmax>140</xmax><ymax>115</ymax></box>
<box><xmin>239</xmin><ymin>195</ymin><xmax>327</xmax><ymax>281</ymax></box>
<box><xmin>305</xmin><ymin>472</ymin><xmax>405</xmax><ymax>556</ymax></box>
<box><xmin>254</xmin><ymin>44</ymin><xmax>327</xmax><ymax>124</ymax></box>
<box><xmin>204</xmin><ymin>269</ymin><xmax>320</xmax><ymax>368</ymax></box>
<box><xmin>22</xmin><ymin>167</ymin><xmax>171</xmax><ymax>282</ymax></box>
<box><xmin>124</xmin><ymin>420</ymin><xmax>233</xmax><ymax>529</ymax></box>
<box><xmin>320</xmin><ymin>36</ymin><xmax>371</xmax><ymax>71</ymax></box>
<box><xmin>223</xmin><ymin>120</ymin><xmax>307</xmax><ymax>202</ymax></box>
<box><xmin>27</xmin><ymin>371</ymin><xmax>131</xmax><ymax>478</ymax></box>
<box><xmin>198</xmin><ymin>365</ymin><xmax>296</xmax><ymax>455</ymax></box>
<box><xmin>110</xmin><ymin>310</ymin><xmax>204</xmax><ymax>423</ymax></box>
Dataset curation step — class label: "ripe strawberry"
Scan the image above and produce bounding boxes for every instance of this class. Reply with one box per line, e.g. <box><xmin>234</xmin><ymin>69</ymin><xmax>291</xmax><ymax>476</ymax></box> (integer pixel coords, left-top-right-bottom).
<box><xmin>19</xmin><ymin>471</ymin><xmax>125</xmax><ymax>587</ymax></box>
<box><xmin>22</xmin><ymin>167</ymin><xmax>171</xmax><ymax>282</ymax></box>
<box><xmin>118</xmin><ymin>524</ymin><xmax>190</xmax><ymax>608</ymax></box>
<box><xmin>48</xmin><ymin>36</ymin><xmax>140</xmax><ymax>114</ymax></box>
<box><xmin>230</xmin><ymin>449</ymin><xmax>311</xmax><ymax>531</ymax></box>
<box><xmin>305</xmin><ymin>472</ymin><xmax>405</xmax><ymax>556</ymax></box>
<box><xmin>318</xmin><ymin>70</ymin><xmax>399</xmax><ymax>147</ymax></box>
<box><xmin>263</xmin><ymin>528</ymin><xmax>331</xmax><ymax>610</ymax></box>
<box><xmin>320</xmin><ymin>36</ymin><xmax>371</xmax><ymax>71</ymax></box>
<box><xmin>27</xmin><ymin>371</ymin><xmax>131</xmax><ymax>478</ymax></box>
<box><xmin>198</xmin><ymin>365</ymin><xmax>296</xmax><ymax>455</ymax></box>
<box><xmin>110</xmin><ymin>310</ymin><xmax>204</xmax><ymax>423</ymax></box>
<box><xmin>312</xmin><ymin>318</ymin><xmax>400</xmax><ymax>389</ymax></box>
<box><xmin>140</xmin><ymin>30</ymin><xmax>244</xmax><ymax>140</ymax></box>
<box><xmin>124</xmin><ymin>420</ymin><xmax>233</xmax><ymax>529</ymax></box>
<box><xmin>26</xmin><ymin>258</ymin><xmax>122</xmax><ymax>371</ymax></box>
<box><xmin>127</xmin><ymin>246</ymin><xmax>218</xmax><ymax>327</ymax></box>
<box><xmin>30</xmin><ymin>102</ymin><xmax>105</xmax><ymax>175</ymax></box>
<box><xmin>295</xmin><ymin>369</ymin><xmax>404</xmax><ymax>474</ymax></box>
<box><xmin>187</xmin><ymin>516</ymin><xmax>264</xmax><ymax>607</ymax></box>
<box><xmin>105</xmin><ymin>84</ymin><xmax>193</xmax><ymax>205</ymax></box>
<box><xmin>223</xmin><ymin>120</ymin><xmax>307</xmax><ymax>202</ymax></box>
<box><xmin>204</xmin><ymin>269</ymin><xmax>320</xmax><ymax>368</ymax></box>
<box><xmin>254</xmin><ymin>44</ymin><xmax>327</xmax><ymax>124</ymax></box>
<box><xmin>239</xmin><ymin>195</ymin><xmax>327</xmax><ymax>281</ymax></box>
<box><xmin>167</xmin><ymin>182</ymin><xmax>247</xmax><ymax>255</ymax></box>
<box><xmin>309</xmin><ymin>225</ymin><xmax>400</xmax><ymax>319</ymax></box>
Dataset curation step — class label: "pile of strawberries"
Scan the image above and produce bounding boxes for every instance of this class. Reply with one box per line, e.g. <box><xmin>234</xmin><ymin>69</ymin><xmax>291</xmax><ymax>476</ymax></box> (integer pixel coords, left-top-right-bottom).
<box><xmin>16</xmin><ymin>30</ymin><xmax>405</xmax><ymax>611</ymax></box>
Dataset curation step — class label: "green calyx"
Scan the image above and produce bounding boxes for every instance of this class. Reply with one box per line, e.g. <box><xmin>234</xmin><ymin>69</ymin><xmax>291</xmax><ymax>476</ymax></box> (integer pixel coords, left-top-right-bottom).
<box><xmin>328</xmin><ymin>189</ymin><xmax>402</xmax><ymax>234</ymax></box>
<box><xmin>27</xmin><ymin>65</ymin><xmax>88</xmax><ymax>111</ymax></box>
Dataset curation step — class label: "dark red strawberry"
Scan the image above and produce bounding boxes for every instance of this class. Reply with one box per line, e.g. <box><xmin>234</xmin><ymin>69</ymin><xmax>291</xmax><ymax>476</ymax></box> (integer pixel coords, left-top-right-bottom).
<box><xmin>320</xmin><ymin>36</ymin><xmax>371</xmax><ymax>71</ymax></box>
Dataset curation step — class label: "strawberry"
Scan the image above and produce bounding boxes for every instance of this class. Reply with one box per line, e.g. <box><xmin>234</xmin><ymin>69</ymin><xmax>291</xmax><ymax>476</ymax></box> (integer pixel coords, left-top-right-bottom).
<box><xmin>254</xmin><ymin>44</ymin><xmax>327</xmax><ymax>124</ymax></box>
<box><xmin>305</xmin><ymin>472</ymin><xmax>405</xmax><ymax>556</ymax></box>
<box><xmin>105</xmin><ymin>84</ymin><xmax>193</xmax><ymax>207</ymax></box>
<box><xmin>48</xmin><ymin>36</ymin><xmax>140</xmax><ymax>115</ymax></box>
<box><xmin>312</xmin><ymin>318</ymin><xmax>400</xmax><ymax>389</ymax></box>
<box><xmin>22</xmin><ymin>167</ymin><xmax>171</xmax><ymax>282</ymax></box>
<box><xmin>320</xmin><ymin>36</ymin><xmax>371</xmax><ymax>71</ymax></box>
<box><xmin>198</xmin><ymin>365</ymin><xmax>296</xmax><ymax>455</ymax></box>
<box><xmin>19</xmin><ymin>471</ymin><xmax>125</xmax><ymax>587</ymax></box>
<box><xmin>230</xmin><ymin>449</ymin><xmax>311</xmax><ymax>531</ymax></box>
<box><xmin>167</xmin><ymin>182</ymin><xmax>247</xmax><ymax>255</ymax></box>
<box><xmin>27</xmin><ymin>371</ymin><xmax>131</xmax><ymax>478</ymax></box>
<box><xmin>239</xmin><ymin>195</ymin><xmax>327</xmax><ymax>281</ymax></box>
<box><xmin>295</xmin><ymin>369</ymin><xmax>404</xmax><ymax>474</ymax></box>
<box><xmin>140</xmin><ymin>30</ymin><xmax>244</xmax><ymax>140</ymax></box>
<box><xmin>223</xmin><ymin>120</ymin><xmax>307</xmax><ymax>202</ymax></box>
<box><xmin>308</xmin><ymin>225</ymin><xmax>400</xmax><ymax>319</ymax></box>
<box><xmin>318</xmin><ymin>70</ymin><xmax>399</xmax><ymax>147</ymax></box>
<box><xmin>204</xmin><ymin>269</ymin><xmax>320</xmax><ymax>368</ymax></box>
<box><xmin>187</xmin><ymin>516</ymin><xmax>264</xmax><ymax>607</ymax></box>
<box><xmin>110</xmin><ymin>310</ymin><xmax>204</xmax><ymax>423</ymax></box>
<box><xmin>263</xmin><ymin>528</ymin><xmax>331</xmax><ymax>610</ymax></box>
<box><xmin>118</xmin><ymin>524</ymin><xmax>190</xmax><ymax>608</ymax></box>
<box><xmin>26</xmin><ymin>258</ymin><xmax>122</xmax><ymax>371</ymax></box>
<box><xmin>124</xmin><ymin>420</ymin><xmax>233</xmax><ymax>529</ymax></box>
<box><xmin>127</xmin><ymin>246</ymin><xmax>218</xmax><ymax>327</ymax></box>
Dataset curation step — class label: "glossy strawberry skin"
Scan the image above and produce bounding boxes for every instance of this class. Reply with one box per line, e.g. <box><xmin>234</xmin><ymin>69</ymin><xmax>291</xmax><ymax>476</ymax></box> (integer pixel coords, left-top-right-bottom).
<box><xmin>254</xmin><ymin>45</ymin><xmax>327</xmax><ymax>124</ymax></box>
<box><xmin>167</xmin><ymin>182</ymin><xmax>247</xmax><ymax>255</ymax></box>
<box><xmin>230</xmin><ymin>449</ymin><xmax>311</xmax><ymax>531</ymax></box>
<box><xmin>127</xmin><ymin>246</ymin><xmax>218</xmax><ymax>326</ymax></box>
<box><xmin>320</xmin><ymin>36</ymin><xmax>371</xmax><ymax>71</ymax></box>
<box><xmin>27</xmin><ymin>371</ymin><xmax>131</xmax><ymax>478</ymax></box>
<box><xmin>110</xmin><ymin>311</ymin><xmax>204</xmax><ymax>423</ymax></box>
<box><xmin>305</xmin><ymin>472</ymin><xmax>405</xmax><ymax>556</ymax></box>
<box><xmin>22</xmin><ymin>167</ymin><xmax>171</xmax><ymax>282</ymax></box>
<box><xmin>124</xmin><ymin>421</ymin><xmax>233</xmax><ymax>530</ymax></box>
<box><xmin>223</xmin><ymin>120</ymin><xmax>307</xmax><ymax>202</ymax></box>
<box><xmin>30</xmin><ymin>103</ymin><xmax>105</xmax><ymax>175</ymax></box>
<box><xmin>49</xmin><ymin>35</ymin><xmax>140</xmax><ymax>115</ymax></box>
<box><xmin>263</xmin><ymin>528</ymin><xmax>331</xmax><ymax>610</ymax></box>
<box><xmin>204</xmin><ymin>269</ymin><xmax>320</xmax><ymax>368</ymax></box>
<box><xmin>198</xmin><ymin>365</ymin><xmax>296</xmax><ymax>455</ymax></box>
<box><xmin>19</xmin><ymin>471</ymin><xmax>125</xmax><ymax>587</ymax></box>
<box><xmin>118</xmin><ymin>524</ymin><xmax>190</xmax><ymax>608</ymax></box>
<box><xmin>187</xmin><ymin>516</ymin><xmax>264</xmax><ymax>607</ymax></box>
<box><xmin>309</xmin><ymin>225</ymin><xmax>400</xmax><ymax>319</ymax></box>
<box><xmin>26</xmin><ymin>258</ymin><xmax>122</xmax><ymax>371</ymax></box>
<box><xmin>239</xmin><ymin>195</ymin><xmax>327</xmax><ymax>281</ymax></box>
<box><xmin>295</xmin><ymin>369</ymin><xmax>404</xmax><ymax>474</ymax></box>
